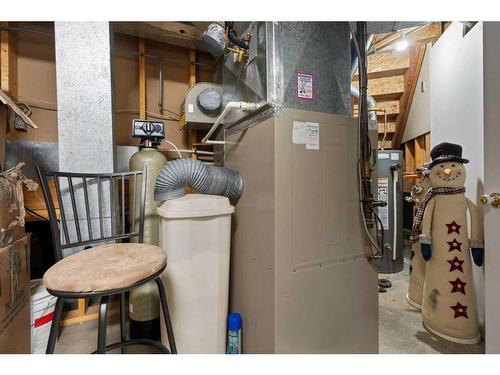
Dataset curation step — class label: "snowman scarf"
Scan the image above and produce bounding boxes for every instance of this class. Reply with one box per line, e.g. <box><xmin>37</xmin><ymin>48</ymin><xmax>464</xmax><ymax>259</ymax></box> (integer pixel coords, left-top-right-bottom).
<box><xmin>410</xmin><ymin>186</ymin><xmax>466</xmax><ymax>244</ymax></box>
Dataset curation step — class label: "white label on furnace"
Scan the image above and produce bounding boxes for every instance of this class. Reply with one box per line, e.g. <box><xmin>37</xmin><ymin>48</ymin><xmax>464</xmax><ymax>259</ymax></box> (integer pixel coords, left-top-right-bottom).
<box><xmin>306</xmin><ymin>122</ymin><xmax>320</xmax><ymax>150</ymax></box>
<box><xmin>378</xmin><ymin>177</ymin><xmax>389</xmax><ymax>230</ymax></box>
<box><xmin>292</xmin><ymin>121</ymin><xmax>307</xmax><ymax>144</ymax></box>
<box><xmin>391</xmin><ymin>153</ymin><xmax>400</xmax><ymax>160</ymax></box>
<box><xmin>378</xmin><ymin>153</ymin><xmax>390</xmax><ymax>160</ymax></box>
<box><xmin>188</xmin><ymin>104</ymin><xmax>194</xmax><ymax>113</ymax></box>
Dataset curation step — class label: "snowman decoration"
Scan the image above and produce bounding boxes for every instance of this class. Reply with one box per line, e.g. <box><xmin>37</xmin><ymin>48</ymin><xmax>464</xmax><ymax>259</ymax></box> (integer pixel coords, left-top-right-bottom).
<box><xmin>411</xmin><ymin>142</ymin><xmax>483</xmax><ymax>344</ymax></box>
<box><xmin>407</xmin><ymin>165</ymin><xmax>432</xmax><ymax>310</ymax></box>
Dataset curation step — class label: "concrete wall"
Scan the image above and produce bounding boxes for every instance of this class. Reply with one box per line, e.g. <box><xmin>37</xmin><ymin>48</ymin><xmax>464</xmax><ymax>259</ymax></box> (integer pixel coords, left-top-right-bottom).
<box><xmin>402</xmin><ymin>45</ymin><xmax>430</xmax><ymax>143</ymax></box>
<box><xmin>429</xmin><ymin>21</ymin><xmax>485</xmax><ymax>332</ymax></box>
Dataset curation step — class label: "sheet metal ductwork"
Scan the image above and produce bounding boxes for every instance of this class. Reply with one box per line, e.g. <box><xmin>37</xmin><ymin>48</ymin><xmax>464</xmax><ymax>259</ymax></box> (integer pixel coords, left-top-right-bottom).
<box><xmin>154</xmin><ymin>159</ymin><xmax>243</xmax><ymax>201</ymax></box>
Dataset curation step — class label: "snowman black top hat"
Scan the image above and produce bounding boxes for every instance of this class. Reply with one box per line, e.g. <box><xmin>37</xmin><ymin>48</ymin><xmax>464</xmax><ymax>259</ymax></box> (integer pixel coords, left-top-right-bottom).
<box><xmin>428</xmin><ymin>142</ymin><xmax>469</xmax><ymax>169</ymax></box>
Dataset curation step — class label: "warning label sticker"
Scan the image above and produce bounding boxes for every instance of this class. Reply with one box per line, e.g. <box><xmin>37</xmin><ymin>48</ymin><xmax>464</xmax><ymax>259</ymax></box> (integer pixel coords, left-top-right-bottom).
<box><xmin>297</xmin><ymin>72</ymin><xmax>314</xmax><ymax>100</ymax></box>
<box><xmin>378</xmin><ymin>177</ymin><xmax>389</xmax><ymax>230</ymax></box>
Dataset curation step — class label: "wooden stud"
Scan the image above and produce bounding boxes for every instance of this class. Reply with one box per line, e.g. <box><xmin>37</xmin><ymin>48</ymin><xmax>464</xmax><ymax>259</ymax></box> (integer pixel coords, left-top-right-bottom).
<box><xmin>404</xmin><ymin>142</ymin><xmax>415</xmax><ymax>173</ymax></box>
<box><xmin>189</xmin><ymin>49</ymin><xmax>196</xmax><ymax>87</ymax></box>
<box><xmin>353</xmin><ymin>67</ymin><xmax>408</xmax><ymax>81</ymax></box>
<box><xmin>61</xmin><ymin>302</ymin><xmax>120</xmax><ymax>326</ymax></box>
<box><xmin>0</xmin><ymin>22</ymin><xmax>18</xmax><ymax>98</ymax></box>
<box><xmin>138</xmin><ymin>38</ymin><xmax>146</xmax><ymax>119</ymax></box>
<box><xmin>77</xmin><ymin>298</ymin><xmax>87</xmax><ymax>317</ymax></box>
<box><xmin>374</xmin><ymin>23</ymin><xmax>441</xmax><ymax>53</ymax></box>
<box><xmin>424</xmin><ymin>132</ymin><xmax>431</xmax><ymax>162</ymax></box>
<box><xmin>414</xmin><ymin>136</ymin><xmax>424</xmax><ymax>169</ymax></box>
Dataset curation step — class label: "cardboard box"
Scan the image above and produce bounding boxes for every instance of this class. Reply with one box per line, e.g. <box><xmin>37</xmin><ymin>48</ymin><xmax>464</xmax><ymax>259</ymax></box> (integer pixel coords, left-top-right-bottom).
<box><xmin>1</xmin><ymin>163</ymin><xmax>30</xmax><ymax>247</ymax></box>
<box><xmin>0</xmin><ymin>233</ymin><xmax>31</xmax><ymax>353</ymax></box>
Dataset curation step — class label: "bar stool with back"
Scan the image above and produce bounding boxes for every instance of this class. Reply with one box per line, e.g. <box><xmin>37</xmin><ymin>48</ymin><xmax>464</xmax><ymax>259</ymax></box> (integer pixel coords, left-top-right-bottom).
<box><xmin>36</xmin><ymin>166</ymin><xmax>177</xmax><ymax>354</ymax></box>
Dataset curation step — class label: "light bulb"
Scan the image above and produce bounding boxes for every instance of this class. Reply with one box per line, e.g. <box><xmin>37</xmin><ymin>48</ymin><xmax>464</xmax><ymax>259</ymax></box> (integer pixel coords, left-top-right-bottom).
<box><xmin>396</xmin><ymin>33</ymin><xmax>408</xmax><ymax>51</ymax></box>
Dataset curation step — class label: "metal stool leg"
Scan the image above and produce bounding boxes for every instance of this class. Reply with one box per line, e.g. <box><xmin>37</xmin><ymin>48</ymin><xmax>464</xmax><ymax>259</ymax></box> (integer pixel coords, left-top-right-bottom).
<box><xmin>46</xmin><ymin>297</ymin><xmax>64</xmax><ymax>354</ymax></box>
<box><xmin>120</xmin><ymin>292</ymin><xmax>127</xmax><ymax>353</ymax></box>
<box><xmin>155</xmin><ymin>278</ymin><xmax>177</xmax><ymax>354</ymax></box>
<box><xmin>97</xmin><ymin>295</ymin><xmax>109</xmax><ymax>354</ymax></box>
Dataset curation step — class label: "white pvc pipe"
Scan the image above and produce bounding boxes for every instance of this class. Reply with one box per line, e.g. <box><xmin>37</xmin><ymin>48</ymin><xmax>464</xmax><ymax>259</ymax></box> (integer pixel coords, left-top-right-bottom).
<box><xmin>201</xmin><ymin>101</ymin><xmax>266</xmax><ymax>145</ymax></box>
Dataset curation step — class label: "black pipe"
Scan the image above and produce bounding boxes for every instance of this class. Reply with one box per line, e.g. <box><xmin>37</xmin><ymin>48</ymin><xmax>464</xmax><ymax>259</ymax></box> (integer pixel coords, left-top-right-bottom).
<box><xmin>225</xmin><ymin>22</ymin><xmax>250</xmax><ymax>50</ymax></box>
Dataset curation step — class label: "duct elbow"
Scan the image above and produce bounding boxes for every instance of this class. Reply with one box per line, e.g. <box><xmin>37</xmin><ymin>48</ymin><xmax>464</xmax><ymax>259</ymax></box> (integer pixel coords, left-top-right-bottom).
<box><xmin>155</xmin><ymin>159</ymin><xmax>244</xmax><ymax>201</ymax></box>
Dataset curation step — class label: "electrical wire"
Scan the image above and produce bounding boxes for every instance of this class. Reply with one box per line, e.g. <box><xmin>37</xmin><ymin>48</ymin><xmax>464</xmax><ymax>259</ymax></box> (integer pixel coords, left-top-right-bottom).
<box><xmin>162</xmin><ymin>139</ymin><xmax>183</xmax><ymax>159</ymax></box>
<box><xmin>115</xmin><ymin>109</ymin><xmax>180</xmax><ymax>121</ymax></box>
<box><xmin>350</xmin><ymin>23</ymin><xmax>384</xmax><ymax>259</ymax></box>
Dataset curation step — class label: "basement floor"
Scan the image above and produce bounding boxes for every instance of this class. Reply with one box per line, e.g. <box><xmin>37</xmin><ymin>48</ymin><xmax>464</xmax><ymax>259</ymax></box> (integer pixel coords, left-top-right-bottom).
<box><xmin>379</xmin><ymin>262</ymin><xmax>485</xmax><ymax>354</ymax></box>
<box><xmin>54</xmin><ymin>316</ymin><xmax>157</xmax><ymax>354</ymax></box>
<box><xmin>54</xmin><ymin>262</ymin><xmax>484</xmax><ymax>354</ymax></box>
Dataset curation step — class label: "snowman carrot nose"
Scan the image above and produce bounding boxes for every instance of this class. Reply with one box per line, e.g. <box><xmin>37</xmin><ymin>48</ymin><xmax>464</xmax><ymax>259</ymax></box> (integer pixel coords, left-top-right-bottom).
<box><xmin>444</xmin><ymin>168</ymin><xmax>452</xmax><ymax>176</ymax></box>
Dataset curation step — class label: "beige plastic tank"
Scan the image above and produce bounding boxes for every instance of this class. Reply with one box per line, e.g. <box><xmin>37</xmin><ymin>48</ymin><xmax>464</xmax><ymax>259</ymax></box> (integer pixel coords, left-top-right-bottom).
<box><xmin>157</xmin><ymin>194</ymin><xmax>234</xmax><ymax>353</ymax></box>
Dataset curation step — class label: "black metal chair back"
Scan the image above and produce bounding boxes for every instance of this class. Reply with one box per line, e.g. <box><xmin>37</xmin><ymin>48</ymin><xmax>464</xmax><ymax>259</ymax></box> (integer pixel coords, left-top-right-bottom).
<box><xmin>36</xmin><ymin>166</ymin><xmax>148</xmax><ymax>261</ymax></box>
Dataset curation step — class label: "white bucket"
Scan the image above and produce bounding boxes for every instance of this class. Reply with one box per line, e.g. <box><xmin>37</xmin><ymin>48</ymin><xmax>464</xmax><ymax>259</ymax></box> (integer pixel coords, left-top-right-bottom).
<box><xmin>30</xmin><ymin>279</ymin><xmax>57</xmax><ymax>354</ymax></box>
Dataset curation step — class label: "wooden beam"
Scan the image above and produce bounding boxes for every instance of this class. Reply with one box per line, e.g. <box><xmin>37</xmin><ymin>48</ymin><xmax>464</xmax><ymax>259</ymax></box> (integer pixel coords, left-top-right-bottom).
<box><xmin>113</xmin><ymin>22</ymin><xmax>203</xmax><ymax>52</ymax></box>
<box><xmin>189</xmin><ymin>49</ymin><xmax>197</xmax><ymax>87</ymax></box>
<box><xmin>61</xmin><ymin>302</ymin><xmax>119</xmax><ymax>326</ymax></box>
<box><xmin>0</xmin><ymin>22</ymin><xmax>18</xmax><ymax>98</ymax></box>
<box><xmin>0</xmin><ymin>90</ymin><xmax>38</xmax><ymax>129</ymax></box>
<box><xmin>392</xmin><ymin>44</ymin><xmax>427</xmax><ymax>149</ymax></box>
<box><xmin>414</xmin><ymin>136</ymin><xmax>424</xmax><ymax>169</ymax></box>
<box><xmin>404</xmin><ymin>141</ymin><xmax>415</xmax><ymax>173</ymax></box>
<box><xmin>77</xmin><ymin>298</ymin><xmax>88</xmax><ymax>317</ymax></box>
<box><xmin>138</xmin><ymin>38</ymin><xmax>146</xmax><ymax>119</ymax></box>
<box><xmin>374</xmin><ymin>23</ymin><xmax>441</xmax><ymax>53</ymax></box>
<box><xmin>424</xmin><ymin>132</ymin><xmax>431</xmax><ymax>162</ymax></box>
<box><xmin>353</xmin><ymin>67</ymin><xmax>408</xmax><ymax>81</ymax></box>
<box><xmin>378</xmin><ymin>37</ymin><xmax>438</xmax><ymax>53</ymax></box>
<box><xmin>353</xmin><ymin>91</ymin><xmax>404</xmax><ymax>102</ymax></box>
<box><xmin>373</xmin><ymin>25</ymin><xmax>424</xmax><ymax>51</ymax></box>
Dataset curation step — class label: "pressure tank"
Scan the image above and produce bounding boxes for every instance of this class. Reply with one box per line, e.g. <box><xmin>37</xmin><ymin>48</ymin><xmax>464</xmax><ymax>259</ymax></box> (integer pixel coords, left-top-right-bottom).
<box><xmin>128</xmin><ymin>147</ymin><xmax>167</xmax><ymax>340</ymax></box>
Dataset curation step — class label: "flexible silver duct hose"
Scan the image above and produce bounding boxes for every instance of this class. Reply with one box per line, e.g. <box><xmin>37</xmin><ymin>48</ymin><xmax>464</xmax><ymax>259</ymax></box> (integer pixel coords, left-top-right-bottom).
<box><xmin>154</xmin><ymin>158</ymin><xmax>244</xmax><ymax>201</ymax></box>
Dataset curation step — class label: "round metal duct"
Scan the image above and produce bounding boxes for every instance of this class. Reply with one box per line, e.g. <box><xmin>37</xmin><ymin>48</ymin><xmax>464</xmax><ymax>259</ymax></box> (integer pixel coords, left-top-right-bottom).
<box><xmin>201</xmin><ymin>23</ymin><xmax>226</xmax><ymax>57</ymax></box>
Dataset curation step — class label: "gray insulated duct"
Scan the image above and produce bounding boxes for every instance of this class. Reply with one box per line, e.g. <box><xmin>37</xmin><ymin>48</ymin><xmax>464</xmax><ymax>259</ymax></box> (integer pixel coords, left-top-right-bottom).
<box><xmin>154</xmin><ymin>159</ymin><xmax>244</xmax><ymax>201</ymax></box>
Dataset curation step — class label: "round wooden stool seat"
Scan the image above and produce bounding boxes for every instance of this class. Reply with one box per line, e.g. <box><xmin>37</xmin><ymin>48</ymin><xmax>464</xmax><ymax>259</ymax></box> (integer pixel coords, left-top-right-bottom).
<box><xmin>43</xmin><ymin>243</ymin><xmax>167</xmax><ymax>294</ymax></box>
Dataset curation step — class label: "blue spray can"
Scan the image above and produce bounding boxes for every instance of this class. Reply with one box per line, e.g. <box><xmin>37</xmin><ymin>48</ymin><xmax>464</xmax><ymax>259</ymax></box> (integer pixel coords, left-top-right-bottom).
<box><xmin>227</xmin><ymin>313</ymin><xmax>242</xmax><ymax>354</ymax></box>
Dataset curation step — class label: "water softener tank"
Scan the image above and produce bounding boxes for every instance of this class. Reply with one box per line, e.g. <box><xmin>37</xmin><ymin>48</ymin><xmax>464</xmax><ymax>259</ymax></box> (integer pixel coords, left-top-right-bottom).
<box><xmin>128</xmin><ymin>147</ymin><xmax>167</xmax><ymax>339</ymax></box>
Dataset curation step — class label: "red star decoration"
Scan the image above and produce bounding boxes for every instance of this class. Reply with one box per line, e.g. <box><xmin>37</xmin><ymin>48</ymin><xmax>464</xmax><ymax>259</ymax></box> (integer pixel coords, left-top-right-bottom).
<box><xmin>446</xmin><ymin>221</ymin><xmax>461</xmax><ymax>234</ymax></box>
<box><xmin>449</xmin><ymin>277</ymin><xmax>467</xmax><ymax>295</ymax></box>
<box><xmin>447</xmin><ymin>256</ymin><xmax>464</xmax><ymax>272</ymax></box>
<box><xmin>447</xmin><ymin>238</ymin><xmax>462</xmax><ymax>252</ymax></box>
<box><xmin>450</xmin><ymin>302</ymin><xmax>468</xmax><ymax>319</ymax></box>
